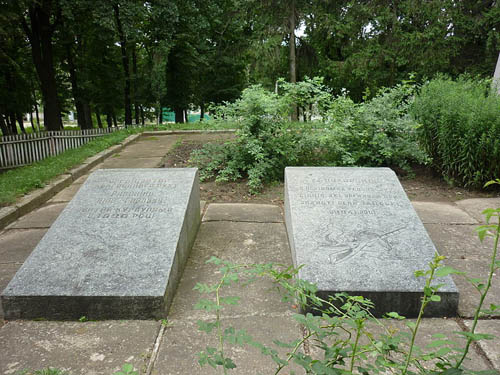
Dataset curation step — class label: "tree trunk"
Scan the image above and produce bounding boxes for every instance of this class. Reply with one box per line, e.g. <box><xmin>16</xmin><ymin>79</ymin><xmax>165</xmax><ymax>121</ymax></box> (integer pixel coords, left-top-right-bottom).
<box><xmin>0</xmin><ymin>113</ymin><xmax>10</xmax><ymax>135</ymax></box>
<box><xmin>132</xmin><ymin>44</ymin><xmax>139</xmax><ymax>125</ymax></box>
<box><xmin>17</xmin><ymin>112</ymin><xmax>26</xmax><ymax>133</ymax></box>
<box><xmin>95</xmin><ymin>107</ymin><xmax>103</xmax><ymax>128</ymax></box>
<box><xmin>106</xmin><ymin>112</ymin><xmax>113</xmax><ymax>127</ymax></box>
<box><xmin>289</xmin><ymin>0</ymin><xmax>298</xmax><ymax>121</ymax></box>
<box><xmin>8</xmin><ymin>113</ymin><xmax>17</xmax><ymax>134</ymax></box>
<box><xmin>184</xmin><ymin>109</ymin><xmax>188</xmax><ymax>123</ymax></box>
<box><xmin>140</xmin><ymin>105</ymin><xmax>145</xmax><ymax>125</ymax></box>
<box><xmin>158</xmin><ymin>105</ymin><xmax>163</xmax><ymax>124</ymax></box>
<box><xmin>34</xmin><ymin>96</ymin><xmax>40</xmax><ymax>132</ymax></box>
<box><xmin>29</xmin><ymin>111</ymin><xmax>34</xmax><ymax>129</ymax></box>
<box><xmin>83</xmin><ymin>102</ymin><xmax>93</xmax><ymax>129</ymax></box>
<box><xmin>65</xmin><ymin>42</ymin><xmax>88</xmax><ymax>129</ymax></box>
<box><xmin>112</xmin><ymin>111</ymin><xmax>118</xmax><ymax>127</ymax></box>
<box><xmin>175</xmin><ymin>107</ymin><xmax>184</xmax><ymax>123</ymax></box>
<box><xmin>22</xmin><ymin>1</ymin><xmax>63</xmax><ymax>131</ymax></box>
<box><xmin>200</xmin><ymin>103</ymin><xmax>205</xmax><ymax>121</ymax></box>
<box><xmin>113</xmin><ymin>4</ymin><xmax>132</xmax><ymax>125</ymax></box>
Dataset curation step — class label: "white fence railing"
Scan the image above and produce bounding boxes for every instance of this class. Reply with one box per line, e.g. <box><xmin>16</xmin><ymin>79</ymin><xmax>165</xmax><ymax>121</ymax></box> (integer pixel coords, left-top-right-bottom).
<box><xmin>0</xmin><ymin>128</ymin><xmax>123</xmax><ymax>169</ymax></box>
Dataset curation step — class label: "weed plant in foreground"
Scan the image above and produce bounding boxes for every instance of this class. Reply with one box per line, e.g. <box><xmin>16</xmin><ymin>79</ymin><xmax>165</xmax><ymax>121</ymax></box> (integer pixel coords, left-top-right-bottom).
<box><xmin>194</xmin><ymin>180</ymin><xmax>500</xmax><ymax>375</ymax></box>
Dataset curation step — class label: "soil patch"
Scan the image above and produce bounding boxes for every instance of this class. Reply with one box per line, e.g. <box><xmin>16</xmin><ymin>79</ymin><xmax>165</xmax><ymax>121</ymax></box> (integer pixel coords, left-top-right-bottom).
<box><xmin>164</xmin><ymin>139</ymin><xmax>500</xmax><ymax>205</ymax></box>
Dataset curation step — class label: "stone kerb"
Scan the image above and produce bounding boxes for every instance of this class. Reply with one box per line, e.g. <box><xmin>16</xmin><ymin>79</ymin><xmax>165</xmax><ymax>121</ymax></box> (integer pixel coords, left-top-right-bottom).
<box><xmin>1</xmin><ymin>168</ymin><xmax>200</xmax><ymax>320</ymax></box>
<box><xmin>284</xmin><ymin>167</ymin><xmax>459</xmax><ymax>317</ymax></box>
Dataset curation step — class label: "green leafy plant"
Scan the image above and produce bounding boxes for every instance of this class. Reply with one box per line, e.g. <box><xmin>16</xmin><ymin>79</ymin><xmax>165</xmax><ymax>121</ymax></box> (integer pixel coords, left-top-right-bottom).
<box><xmin>411</xmin><ymin>76</ymin><xmax>500</xmax><ymax>187</ymax></box>
<box><xmin>114</xmin><ymin>363</ymin><xmax>138</xmax><ymax>375</ymax></box>
<box><xmin>190</xmin><ymin>85</ymin><xmax>303</xmax><ymax>193</ymax></box>
<box><xmin>190</xmin><ymin>79</ymin><xmax>429</xmax><ymax>193</ymax></box>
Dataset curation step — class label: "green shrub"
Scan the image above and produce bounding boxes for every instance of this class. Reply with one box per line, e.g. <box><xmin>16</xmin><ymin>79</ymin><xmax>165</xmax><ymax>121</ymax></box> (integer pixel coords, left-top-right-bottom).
<box><xmin>191</xmin><ymin>79</ymin><xmax>429</xmax><ymax>192</ymax></box>
<box><xmin>190</xmin><ymin>86</ymin><xmax>304</xmax><ymax>192</ymax></box>
<box><xmin>411</xmin><ymin>76</ymin><xmax>500</xmax><ymax>187</ymax></box>
<box><xmin>322</xmin><ymin>81</ymin><xmax>429</xmax><ymax>172</ymax></box>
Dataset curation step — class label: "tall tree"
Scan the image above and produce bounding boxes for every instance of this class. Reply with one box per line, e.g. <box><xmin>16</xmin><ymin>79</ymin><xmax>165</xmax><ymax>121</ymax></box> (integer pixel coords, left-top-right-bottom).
<box><xmin>112</xmin><ymin>2</ymin><xmax>132</xmax><ymax>125</ymax></box>
<box><xmin>19</xmin><ymin>0</ymin><xmax>63</xmax><ymax>130</ymax></box>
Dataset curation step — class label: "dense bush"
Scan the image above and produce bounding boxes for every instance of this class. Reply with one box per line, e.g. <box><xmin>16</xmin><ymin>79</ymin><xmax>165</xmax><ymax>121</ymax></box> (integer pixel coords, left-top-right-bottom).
<box><xmin>321</xmin><ymin>81</ymin><xmax>429</xmax><ymax>171</ymax></box>
<box><xmin>411</xmin><ymin>76</ymin><xmax>500</xmax><ymax>187</ymax></box>
<box><xmin>191</xmin><ymin>86</ymin><xmax>304</xmax><ymax>192</ymax></box>
<box><xmin>191</xmin><ymin>79</ymin><xmax>429</xmax><ymax>192</ymax></box>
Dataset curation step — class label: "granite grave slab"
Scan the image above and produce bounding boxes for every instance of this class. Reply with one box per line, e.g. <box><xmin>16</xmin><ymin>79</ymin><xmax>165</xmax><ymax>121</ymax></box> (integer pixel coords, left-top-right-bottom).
<box><xmin>1</xmin><ymin>168</ymin><xmax>200</xmax><ymax>320</ymax></box>
<box><xmin>284</xmin><ymin>167</ymin><xmax>459</xmax><ymax>317</ymax></box>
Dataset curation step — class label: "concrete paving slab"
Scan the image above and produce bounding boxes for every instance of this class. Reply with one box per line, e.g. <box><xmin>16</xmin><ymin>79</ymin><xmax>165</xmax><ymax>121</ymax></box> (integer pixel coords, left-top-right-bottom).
<box><xmin>0</xmin><ymin>228</ymin><xmax>47</xmax><ymax>263</ymax></box>
<box><xmin>14</xmin><ymin>175</ymin><xmax>71</xmax><ymax>219</ymax></box>
<box><xmin>100</xmin><ymin>157</ymin><xmax>163</xmax><ymax>169</ymax></box>
<box><xmin>0</xmin><ymin>320</ymin><xmax>160</xmax><ymax>375</ymax></box>
<box><xmin>456</xmin><ymin>198</ymin><xmax>500</xmax><ymax>224</ymax></box>
<box><xmin>116</xmin><ymin>136</ymin><xmax>180</xmax><ymax>158</ymax></box>
<box><xmin>153</xmin><ymin>314</ymin><xmax>302</xmax><ymax>375</ymax></box>
<box><xmin>424</xmin><ymin>224</ymin><xmax>494</xmax><ymax>260</ymax></box>
<box><xmin>203</xmin><ymin>203</ymin><xmax>283</xmax><ymax>223</ymax></box>
<box><xmin>48</xmin><ymin>183</ymin><xmax>83</xmax><ymax>203</ymax></box>
<box><xmin>168</xmin><ymin>221</ymin><xmax>294</xmax><ymax>320</ymax></box>
<box><xmin>181</xmin><ymin>133</ymin><xmax>235</xmax><ymax>142</ymax></box>
<box><xmin>446</xmin><ymin>258</ymin><xmax>500</xmax><ymax>318</ymax></box>
<box><xmin>7</xmin><ymin>203</ymin><xmax>66</xmax><ymax>229</ymax></box>
<box><xmin>464</xmin><ymin>320</ymin><xmax>500</xmax><ymax>371</ymax></box>
<box><xmin>412</xmin><ymin>201</ymin><xmax>477</xmax><ymax>224</ymax></box>
<box><xmin>73</xmin><ymin>174</ymin><xmax>90</xmax><ymax>185</ymax></box>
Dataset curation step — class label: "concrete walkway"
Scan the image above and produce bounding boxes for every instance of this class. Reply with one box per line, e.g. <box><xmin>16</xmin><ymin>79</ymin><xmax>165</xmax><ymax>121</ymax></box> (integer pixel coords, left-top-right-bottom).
<box><xmin>0</xmin><ymin>134</ymin><xmax>499</xmax><ymax>374</ymax></box>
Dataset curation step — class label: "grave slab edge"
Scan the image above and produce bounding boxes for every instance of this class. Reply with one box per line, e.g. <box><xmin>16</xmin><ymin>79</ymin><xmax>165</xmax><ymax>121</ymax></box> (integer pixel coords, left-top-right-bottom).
<box><xmin>163</xmin><ymin>170</ymin><xmax>201</xmax><ymax>316</ymax></box>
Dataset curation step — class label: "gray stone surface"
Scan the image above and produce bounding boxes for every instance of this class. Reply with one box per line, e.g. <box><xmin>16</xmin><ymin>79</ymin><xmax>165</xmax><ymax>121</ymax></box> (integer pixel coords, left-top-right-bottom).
<box><xmin>1</xmin><ymin>168</ymin><xmax>200</xmax><ymax>320</ymax></box>
<box><xmin>153</xmin><ymin>202</ymin><xmax>300</xmax><ymax>374</ymax></box>
<box><xmin>424</xmin><ymin>224</ymin><xmax>493</xmax><ymax>260</ymax></box>
<box><xmin>456</xmin><ymin>198</ymin><xmax>500</xmax><ymax>224</ymax></box>
<box><xmin>117</xmin><ymin>136</ymin><xmax>180</xmax><ymax>157</ymax></box>
<box><xmin>465</xmin><ymin>319</ymin><xmax>500</xmax><ymax>371</ymax></box>
<box><xmin>446</xmin><ymin>257</ymin><xmax>500</xmax><ymax>318</ymax></box>
<box><xmin>7</xmin><ymin>203</ymin><xmax>67</xmax><ymax>229</ymax></box>
<box><xmin>48</xmin><ymin>183</ymin><xmax>83</xmax><ymax>203</ymax></box>
<box><xmin>168</xmin><ymin>221</ymin><xmax>294</xmax><ymax>320</ymax></box>
<box><xmin>412</xmin><ymin>201</ymin><xmax>477</xmax><ymax>224</ymax></box>
<box><xmin>0</xmin><ymin>228</ymin><xmax>47</xmax><ymax>263</ymax></box>
<box><xmin>100</xmin><ymin>156</ymin><xmax>164</xmax><ymax>169</ymax></box>
<box><xmin>203</xmin><ymin>203</ymin><xmax>283</xmax><ymax>223</ymax></box>
<box><xmin>284</xmin><ymin>167</ymin><xmax>459</xmax><ymax>317</ymax></box>
<box><xmin>154</xmin><ymin>315</ymin><xmax>302</xmax><ymax>375</ymax></box>
<box><xmin>0</xmin><ymin>320</ymin><xmax>159</xmax><ymax>374</ymax></box>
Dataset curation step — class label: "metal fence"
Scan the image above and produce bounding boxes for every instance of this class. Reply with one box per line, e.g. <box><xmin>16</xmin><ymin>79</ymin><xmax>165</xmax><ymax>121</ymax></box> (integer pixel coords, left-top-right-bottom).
<box><xmin>0</xmin><ymin>128</ymin><xmax>122</xmax><ymax>169</ymax></box>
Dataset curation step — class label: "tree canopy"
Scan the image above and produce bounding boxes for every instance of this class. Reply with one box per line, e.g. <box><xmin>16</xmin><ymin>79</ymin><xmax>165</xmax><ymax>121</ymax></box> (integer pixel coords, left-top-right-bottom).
<box><xmin>1</xmin><ymin>0</ymin><xmax>498</xmax><ymax>133</ymax></box>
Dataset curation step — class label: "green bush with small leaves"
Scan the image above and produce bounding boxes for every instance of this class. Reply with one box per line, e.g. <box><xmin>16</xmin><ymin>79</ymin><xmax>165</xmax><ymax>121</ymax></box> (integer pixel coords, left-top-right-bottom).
<box><xmin>190</xmin><ymin>78</ymin><xmax>429</xmax><ymax>192</ymax></box>
<box><xmin>191</xmin><ymin>85</ymin><xmax>304</xmax><ymax>192</ymax></box>
<box><xmin>411</xmin><ymin>76</ymin><xmax>500</xmax><ymax>187</ymax></box>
